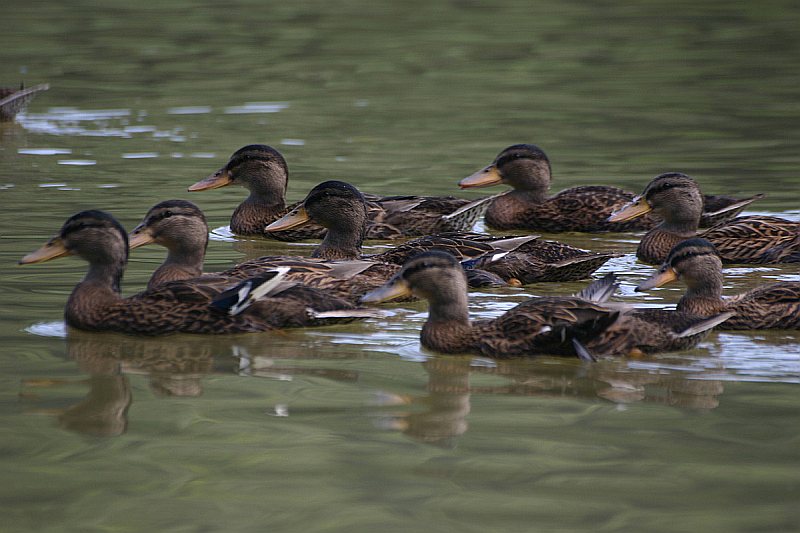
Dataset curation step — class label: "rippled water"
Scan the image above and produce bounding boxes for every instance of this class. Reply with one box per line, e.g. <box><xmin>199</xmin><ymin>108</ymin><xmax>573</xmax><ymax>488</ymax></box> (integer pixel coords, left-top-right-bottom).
<box><xmin>2</xmin><ymin>0</ymin><xmax>799</xmax><ymax>531</ymax></box>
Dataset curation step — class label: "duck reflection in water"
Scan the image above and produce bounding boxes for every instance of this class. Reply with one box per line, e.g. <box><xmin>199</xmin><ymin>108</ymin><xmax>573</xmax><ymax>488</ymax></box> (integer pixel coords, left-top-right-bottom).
<box><xmin>374</xmin><ymin>354</ymin><xmax>726</xmax><ymax>447</ymax></box>
<box><xmin>21</xmin><ymin>331</ymin><xmax>364</xmax><ymax>438</ymax></box>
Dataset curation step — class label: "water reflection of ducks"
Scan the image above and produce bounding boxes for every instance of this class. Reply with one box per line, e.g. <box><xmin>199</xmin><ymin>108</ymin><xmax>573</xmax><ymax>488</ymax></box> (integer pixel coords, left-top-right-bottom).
<box><xmin>20</xmin><ymin>332</ymin><xmax>218</xmax><ymax>436</ymax></box>
<box><xmin>376</xmin><ymin>354</ymin><xmax>725</xmax><ymax>446</ymax></box>
<box><xmin>20</xmin><ymin>331</ymin><xmax>367</xmax><ymax>437</ymax></box>
<box><xmin>375</xmin><ymin>357</ymin><xmax>472</xmax><ymax>448</ymax></box>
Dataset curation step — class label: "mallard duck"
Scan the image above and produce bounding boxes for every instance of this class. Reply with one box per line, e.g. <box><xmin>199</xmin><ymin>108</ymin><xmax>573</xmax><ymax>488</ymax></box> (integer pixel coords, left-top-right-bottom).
<box><xmin>608</xmin><ymin>172</ymin><xmax>799</xmax><ymax>265</ymax></box>
<box><xmin>360</xmin><ymin>251</ymin><xmax>731</xmax><ymax>358</ymax></box>
<box><xmin>188</xmin><ymin>144</ymin><xmax>491</xmax><ymax>241</ymax></box>
<box><xmin>458</xmin><ymin>144</ymin><xmax>764</xmax><ymax>232</ymax></box>
<box><xmin>20</xmin><ymin>210</ymin><xmax>375</xmax><ymax>335</ymax></box>
<box><xmin>637</xmin><ymin>238</ymin><xmax>800</xmax><ymax>329</ymax></box>
<box><xmin>0</xmin><ymin>83</ymin><xmax>49</xmax><ymax>121</ymax></box>
<box><xmin>266</xmin><ymin>180</ymin><xmax>618</xmax><ymax>284</ymax></box>
<box><xmin>129</xmin><ymin>199</ymin><xmax>401</xmax><ymax>301</ymax></box>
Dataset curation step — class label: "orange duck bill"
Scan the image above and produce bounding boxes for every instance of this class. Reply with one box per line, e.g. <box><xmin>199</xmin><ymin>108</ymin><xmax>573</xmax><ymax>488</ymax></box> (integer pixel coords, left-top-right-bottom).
<box><xmin>607</xmin><ymin>196</ymin><xmax>652</xmax><ymax>222</ymax></box>
<box><xmin>360</xmin><ymin>277</ymin><xmax>413</xmax><ymax>303</ymax></box>
<box><xmin>188</xmin><ymin>168</ymin><xmax>233</xmax><ymax>191</ymax></box>
<box><xmin>128</xmin><ymin>224</ymin><xmax>156</xmax><ymax>249</ymax></box>
<box><xmin>458</xmin><ymin>165</ymin><xmax>504</xmax><ymax>189</ymax></box>
<box><xmin>19</xmin><ymin>237</ymin><xmax>71</xmax><ymax>264</ymax></box>
<box><xmin>264</xmin><ymin>206</ymin><xmax>311</xmax><ymax>232</ymax></box>
<box><xmin>636</xmin><ymin>265</ymin><xmax>679</xmax><ymax>291</ymax></box>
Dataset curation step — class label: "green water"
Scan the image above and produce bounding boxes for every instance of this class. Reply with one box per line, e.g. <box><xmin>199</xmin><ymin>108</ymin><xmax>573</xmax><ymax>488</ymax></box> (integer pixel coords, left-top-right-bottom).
<box><xmin>1</xmin><ymin>0</ymin><xmax>799</xmax><ymax>531</ymax></box>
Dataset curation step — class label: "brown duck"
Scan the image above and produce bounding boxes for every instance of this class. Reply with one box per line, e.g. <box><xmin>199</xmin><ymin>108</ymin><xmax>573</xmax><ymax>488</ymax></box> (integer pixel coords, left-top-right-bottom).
<box><xmin>637</xmin><ymin>238</ymin><xmax>800</xmax><ymax>329</ymax></box>
<box><xmin>20</xmin><ymin>210</ymin><xmax>375</xmax><ymax>335</ymax></box>
<box><xmin>266</xmin><ymin>180</ymin><xmax>618</xmax><ymax>284</ymax></box>
<box><xmin>361</xmin><ymin>251</ymin><xmax>731</xmax><ymax>359</ymax></box>
<box><xmin>188</xmin><ymin>144</ymin><xmax>491</xmax><ymax>241</ymax></box>
<box><xmin>608</xmin><ymin>172</ymin><xmax>799</xmax><ymax>265</ymax></box>
<box><xmin>459</xmin><ymin>144</ymin><xmax>763</xmax><ymax>233</ymax></box>
<box><xmin>129</xmin><ymin>199</ymin><xmax>401</xmax><ymax>302</ymax></box>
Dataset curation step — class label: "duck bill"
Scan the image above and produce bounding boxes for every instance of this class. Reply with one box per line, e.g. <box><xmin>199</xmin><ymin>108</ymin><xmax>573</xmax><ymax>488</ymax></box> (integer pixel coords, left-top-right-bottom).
<box><xmin>636</xmin><ymin>266</ymin><xmax>678</xmax><ymax>291</ymax></box>
<box><xmin>607</xmin><ymin>196</ymin><xmax>652</xmax><ymax>222</ymax></box>
<box><xmin>19</xmin><ymin>237</ymin><xmax>71</xmax><ymax>264</ymax></box>
<box><xmin>188</xmin><ymin>167</ymin><xmax>233</xmax><ymax>191</ymax></box>
<box><xmin>360</xmin><ymin>278</ymin><xmax>413</xmax><ymax>303</ymax></box>
<box><xmin>265</xmin><ymin>206</ymin><xmax>310</xmax><ymax>231</ymax></box>
<box><xmin>128</xmin><ymin>226</ymin><xmax>156</xmax><ymax>249</ymax></box>
<box><xmin>458</xmin><ymin>165</ymin><xmax>504</xmax><ymax>189</ymax></box>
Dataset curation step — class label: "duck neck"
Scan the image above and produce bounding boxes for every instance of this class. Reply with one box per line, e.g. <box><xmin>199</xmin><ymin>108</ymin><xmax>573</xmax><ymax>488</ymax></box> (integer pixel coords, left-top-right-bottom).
<box><xmin>85</xmin><ymin>260</ymin><xmax>125</xmax><ymax>294</ymax></box>
<box><xmin>232</xmin><ymin>195</ymin><xmax>288</xmax><ymax>235</ymax></box>
<box><xmin>485</xmin><ymin>190</ymin><xmax>544</xmax><ymax>229</ymax></box>
<box><xmin>66</xmin><ymin>262</ymin><xmax>125</xmax><ymax>330</ymax></box>
<box><xmin>508</xmin><ymin>187</ymin><xmax>548</xmax><ymax>204</ymax></box>
<box><xmin>657</xmin><ymin>202</ymin><xmax>701</xmax><ymax>236</ymax></box>
<box><xmin>312</xmin><ymin>217</ymin><xmax>366</xmax><ymax>261</ymax></box>
<box><xmin>148</xmin><ymin>249</ymin><xmax>205</xmax><ymax>289</ymax></box>
<box><xmin>421</xmin><ymin>284</ymin><xmax>473</xmax><ymax>353</ymax></box>
<box><xmin>676</xmin><ymin>271</ymin><xmax>725</xmax><ymax>316</ymax></box>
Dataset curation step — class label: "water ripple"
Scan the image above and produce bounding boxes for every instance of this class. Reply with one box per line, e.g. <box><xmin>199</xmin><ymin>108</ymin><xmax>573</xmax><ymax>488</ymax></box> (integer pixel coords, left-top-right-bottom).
<box><xmin>223</xmin><ymin>102</ymin><xmax>289</xmax><ymax>114</ymax></box>
<box><xmin>25</xmin><ymin>321</ymin><xmax>67</xmax><ymax>338</ymax></box>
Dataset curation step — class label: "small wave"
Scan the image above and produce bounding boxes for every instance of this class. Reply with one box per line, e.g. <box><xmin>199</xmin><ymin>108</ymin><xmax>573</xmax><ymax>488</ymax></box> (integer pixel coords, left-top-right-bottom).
<box><xmin>25</xmin><ymin>321</ymin><xmax>67</xmax><ymax>338</ymax></box>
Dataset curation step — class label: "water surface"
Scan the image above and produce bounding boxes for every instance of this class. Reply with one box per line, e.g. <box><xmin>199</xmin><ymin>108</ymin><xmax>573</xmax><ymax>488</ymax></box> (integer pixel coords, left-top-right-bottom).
<box><xmin>1</xmin><ymin>1</ymin><xmax>799</xmax><ymax>531</ymax></box>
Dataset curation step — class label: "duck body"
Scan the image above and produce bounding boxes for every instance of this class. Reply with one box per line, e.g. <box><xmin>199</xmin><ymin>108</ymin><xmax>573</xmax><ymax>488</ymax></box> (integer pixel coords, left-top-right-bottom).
<box><xmin>637</xmin><ymin>238</ymin><xmax>800</xmax><ymax>329</ymax></box>
<box><xmin>483</xmin><ymin>185</ymin><xmax>657</xmax><ymax>232</ymax></box>
<box><xmin>22</xmin><ymin>210</ymin><xmax>370</xmax><ymax>336</ymax></box>
<box><xmin>609</xmin><ymin>173</ymin><xmax>799</xmax><ymax>265</ymax></box>
<box><xmin>130</xmin><ymin>199</ymin><xmax>401</xmax><ymax>302</ymax></box>
<box><xmin>266</xmin><ymin>181</ymin><xmax>616</xmax><ymax>285</ymax></box>
<box><xmin>460</xmin><ymin>144</ymin><xmax>764</xmax><ymax>233</ymax></box>
<box><xmin>361</xmin><ymin>251</ymin><xmax>730</xmax><ymax>359</ymax></box>
<box><xmin>188</xmin><ymin>145</ymin><xmax>488</xmax><ymax>241</ymax></box>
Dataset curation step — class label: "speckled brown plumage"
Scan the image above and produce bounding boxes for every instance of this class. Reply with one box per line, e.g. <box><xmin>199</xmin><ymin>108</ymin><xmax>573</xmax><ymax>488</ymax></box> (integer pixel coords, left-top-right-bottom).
<box><xmin>267</xmin><ymin>181</ymin><xmax>616</xmax><ymax>284</ymax></box>
<box><xmin>459</xmin><ymin>144</ymin><xmax>763</xmax><ymax>233</ymax></box>
<box><xmin>188</xmin><ymin>144</ymin><xmax>489</xmax><ymax>241</ymax></box>
<box><xmin>638</xmin><ymin>238</ymin><xmax>800</xmax><ymax>329</ymax></box>
<box><xmin>21</xmin><ymin>210</ymin><xmax>370</xmax><ymax>335</ymax></box>
<box><xmin>130</xmin><ymin>199</ymin><xmax>401</xmax><ymax>302</ymax></box>
<box><xmin>361</xmin><ymin>252</ymin><xmax>729</xmax><ymax>358</ymax></box>
<box><xmin>610</xmin><ymin>172</ymin><xmax>800</xmax><ymax>265</ymax></box>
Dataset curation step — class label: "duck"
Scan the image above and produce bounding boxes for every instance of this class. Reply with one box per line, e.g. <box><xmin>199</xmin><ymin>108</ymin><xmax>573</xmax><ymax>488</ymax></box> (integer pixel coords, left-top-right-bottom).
<box><xmin>458</xmin><ymin>144</ymin><xmax>764</xmax><ymax>233</ymax></box>
<box><xmin>19</xmin><ymin>210</ymin><xmax>376</xmax><ymax>335</ymax></box>
<box><xmin>187</xmin><ymin>144</ymin><xmax>491</xmax><ymax>241</ymax></box>
<box><xmin>360</xmin><ymin>251</ymin><xmax>731</xmax><ymax>359</ymax></box>
<box><xmin>608</xmin><ymin>172</ymin><xmax>800</xmax><ymax>265</ymax></box>
<box><xmin>0</xmin><ymin>83</ymin><xmax>49</xmax><ymax>121</ymax></box>
<box><xmin>265</xmin><ymin>180</ymin><xmax>618</xmax><ymax>284</ymax></box>
<box><xmin>129</xmin><ymin>199</ymin><xmax>403</xmax><ymax>302</ymax></box>
<box><xmin>636</xmin><ymin>238</ymin><xmax>800</xmax><ymax>329</ymax></box>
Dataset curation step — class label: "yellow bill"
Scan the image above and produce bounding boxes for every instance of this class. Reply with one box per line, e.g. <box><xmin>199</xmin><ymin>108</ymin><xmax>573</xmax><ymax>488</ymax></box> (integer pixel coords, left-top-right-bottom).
<box><xmin>19</xmin><ymin>237</ymin><xmax>71</xmax><ymax>264</ymax></box>
<box><xmin>360</xmin><ymin>278</ymin><xmax>413</xmax><ymax>303</ymax></box>
<box><xmin>265</xmin><ymin>206</ymin><xmax>310</xmax><ymax>232</ymax></box>
<box><xmin>636</xmin><ymin>266</ymin><xmax>678</xmax><ymax>291</ymax></box>
<box><xmin>458</xmin><ymin>165</ymin><xmax>504</xmax><ymax>189</ymax></box>
<box><xmin>128</xmin><ymin>226</ymin><xmax>156</xmax><ymax>249</ymax></box>
<box><xmin>607</xmin><ymin>196</ymin><xmax>652</xmax><ymax>222</ymax></box>
<box><xmin>188</xmin><ymin>168</ymin><xmax>233</xmax><ymax>192</ymax></box>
